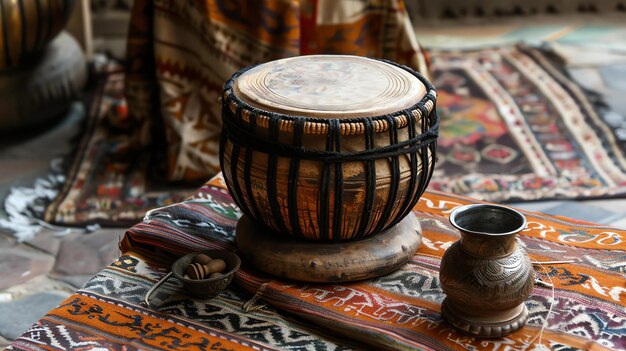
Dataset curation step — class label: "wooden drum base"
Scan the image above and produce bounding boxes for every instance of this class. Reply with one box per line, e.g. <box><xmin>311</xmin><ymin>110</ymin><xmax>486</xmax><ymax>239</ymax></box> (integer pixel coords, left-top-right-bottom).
<box><xmin>235</xmin><ymin>213</ymin><xmax>422</xmax><ymax>282</ymax></box>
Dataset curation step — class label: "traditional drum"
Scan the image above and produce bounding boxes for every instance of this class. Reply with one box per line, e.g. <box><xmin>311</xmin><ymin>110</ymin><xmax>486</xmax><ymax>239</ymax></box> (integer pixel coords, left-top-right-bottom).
<box><xmin>220</xmin><ymin>55</ymin><xmax>438</xmax><ymax>243</ymax></box>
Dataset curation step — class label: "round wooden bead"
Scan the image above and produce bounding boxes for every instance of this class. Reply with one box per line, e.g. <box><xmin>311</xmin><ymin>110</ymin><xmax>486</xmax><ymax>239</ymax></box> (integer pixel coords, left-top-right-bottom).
<box><xmin>208</xmin><ymin>272</ymin><xmax>223</xmax><ymax>279</ymax></box>
<box><xmin>186</xmin><ymin>262</ymin><xmax>208</xmax><ymax>279</ymax></box>
<box><xmin>193</xmin><ymin>254</ymin><xmax>212</xmax><ymax>265</ymax></box>
<box><xmin>206</xmin><ymin>259</ymin><xmax>226</xmax><ymax>274</ymax></box>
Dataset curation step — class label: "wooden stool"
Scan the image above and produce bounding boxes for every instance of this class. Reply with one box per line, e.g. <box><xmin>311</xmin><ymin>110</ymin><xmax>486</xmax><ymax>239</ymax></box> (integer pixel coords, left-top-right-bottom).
<box><xmin>236</xmin><ymin>213</ymin><xmax>422</xmax><ymax>282</ymax></box>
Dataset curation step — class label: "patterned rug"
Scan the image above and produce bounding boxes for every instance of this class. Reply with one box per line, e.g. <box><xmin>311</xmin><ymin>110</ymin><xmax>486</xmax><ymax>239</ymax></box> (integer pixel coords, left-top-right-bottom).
<box><xmin>10</xmin><ymin>175</ymin><xmax>626</xmax><ymax>350</ymax></box>
<box><xmin>10</xmin><ymin>252</ymin><xmax>358</xmax><ymax>350</ymax></box>
<box><xmin>41</xmin><ymin>45</ymin><xmax>626</xmax><ymax>227</ymax></box>
<box><xmin>430</xmin><ymin>45</ymin><xmax>626</xmax><ymax>202</ymax></box>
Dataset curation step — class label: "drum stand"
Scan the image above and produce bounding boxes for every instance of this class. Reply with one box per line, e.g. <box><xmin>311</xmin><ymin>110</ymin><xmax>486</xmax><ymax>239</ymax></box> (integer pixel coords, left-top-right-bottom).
<box><xmin>235</xmin><ymin>213</ymin><xmax>421</xmax><ymax>282</ymax></box>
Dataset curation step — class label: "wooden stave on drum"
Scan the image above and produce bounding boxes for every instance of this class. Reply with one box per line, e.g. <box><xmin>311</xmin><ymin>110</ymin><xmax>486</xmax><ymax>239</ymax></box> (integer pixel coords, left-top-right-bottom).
<box><xmin>219</xmin><ymin>55</ymin><xmax>438</xmax><ymax>242</ymax></box>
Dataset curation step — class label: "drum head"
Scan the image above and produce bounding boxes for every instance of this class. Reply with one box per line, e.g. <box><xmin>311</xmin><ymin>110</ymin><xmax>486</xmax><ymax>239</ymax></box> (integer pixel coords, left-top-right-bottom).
<box><xmin>234</xmin><ymin>55</ymin><xmax>426</xmax><ymax>119</ymax></box>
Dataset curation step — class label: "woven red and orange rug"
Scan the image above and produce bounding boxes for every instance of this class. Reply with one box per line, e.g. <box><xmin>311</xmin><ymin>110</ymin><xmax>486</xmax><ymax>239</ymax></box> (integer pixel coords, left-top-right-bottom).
<box><xmin>10</xmin><ymin>174</ymin><xmax>626</xmax><ymax>350</ymax></box>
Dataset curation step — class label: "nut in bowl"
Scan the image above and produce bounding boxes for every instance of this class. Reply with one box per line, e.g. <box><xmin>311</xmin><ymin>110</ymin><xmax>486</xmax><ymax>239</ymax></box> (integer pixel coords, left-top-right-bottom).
<box><xmin>143</xmin><ymin>250</ymin><xmax>241</xmax><ymax>306</ymax></box>
<box><xmin>172</xmin><ymin>251</ymin><xmax>241</xmax><ymax>298</ymax></box>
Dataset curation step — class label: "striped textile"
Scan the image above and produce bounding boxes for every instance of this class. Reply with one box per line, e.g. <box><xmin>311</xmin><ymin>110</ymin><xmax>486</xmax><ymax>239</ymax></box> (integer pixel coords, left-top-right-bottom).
<box><xmin>14</xmin><ymin>174</ymin><xmax>626</xmax><ymax>350</ymax></box>
<box><xmin>127</xmin><ymin>175</ymin><xmax>626</xmax><ymax>350</ymax></box>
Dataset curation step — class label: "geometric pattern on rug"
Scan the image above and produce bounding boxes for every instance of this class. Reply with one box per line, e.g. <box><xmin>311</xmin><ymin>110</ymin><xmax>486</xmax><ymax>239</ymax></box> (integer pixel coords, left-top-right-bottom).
<box><xmin>43</xmin><ymin>71</ymin><xmax>194</xmax><ymax>227</ymax></box>
<box><xmin>11</xmin><ymin>252</ymin><xmax>356</xmax><ymax>351</ymax></box>
<box><xmin>14</xmin><ymin>177</ymin><xmax>626</xmax><ymax>350</ymax></box>
<box><xmin>430</xmin><ymin>45</ymin><xmax>626</xmax><ymax>202</ymax></box>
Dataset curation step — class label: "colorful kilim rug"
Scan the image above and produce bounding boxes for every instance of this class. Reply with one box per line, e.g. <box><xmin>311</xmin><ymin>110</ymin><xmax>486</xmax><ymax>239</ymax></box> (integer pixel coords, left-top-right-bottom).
<box><xmin>42</xmin><ymin>45</ymin><xmax>626</xmax><ymax>227</ymax></box>
<box><xmin>10</xmin><ymin>252</ymin><xmax>358</xmax><ymax>351</ymax></box>
<box><xmin>430</xmin><ymin>45</ymin><xmax>626</xmax><ymax>202</ymax></box>
<box><xmin>10</xmin><ymin>174</ymin><xmax>626</xmax><ymax>351</ymax></box>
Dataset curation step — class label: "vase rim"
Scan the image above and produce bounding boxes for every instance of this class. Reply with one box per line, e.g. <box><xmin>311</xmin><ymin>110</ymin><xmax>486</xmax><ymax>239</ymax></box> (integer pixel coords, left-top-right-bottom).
<box><xmin>449</xmin><ymin>204</ymin><xmax>527</xmax><ymax>236</ymax></box>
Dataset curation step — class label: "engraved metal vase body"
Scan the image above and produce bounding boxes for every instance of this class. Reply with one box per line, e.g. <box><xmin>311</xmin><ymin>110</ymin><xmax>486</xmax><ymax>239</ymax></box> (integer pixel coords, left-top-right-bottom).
<box><xmin>440</xmin><ymin>204</ymin><xmax>534</xmax><ymax>338</ymax></box>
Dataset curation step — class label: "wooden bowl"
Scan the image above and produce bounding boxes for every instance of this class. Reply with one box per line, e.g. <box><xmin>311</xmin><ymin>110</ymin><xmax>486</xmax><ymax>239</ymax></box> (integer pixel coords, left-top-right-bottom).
<box><xmin>171</xmin><ymin>250</ymin><xmax>241</xmax><ymax>299</ymax></box>
<box><xmin>220</xmin><ymin>55</ymin><xmax>438</xmax><ymax>241</ymax></box>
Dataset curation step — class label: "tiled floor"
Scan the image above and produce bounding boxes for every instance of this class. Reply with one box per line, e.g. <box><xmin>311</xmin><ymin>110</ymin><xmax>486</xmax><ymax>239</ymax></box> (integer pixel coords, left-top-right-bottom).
<box><xmin>2</xmin><ymin>16</ymin><xmax>626</xmax><ymax>347</ymax></box>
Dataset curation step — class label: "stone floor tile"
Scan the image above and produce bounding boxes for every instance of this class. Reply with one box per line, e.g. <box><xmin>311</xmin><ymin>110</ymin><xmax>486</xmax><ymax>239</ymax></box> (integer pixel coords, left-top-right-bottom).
<box><xmin>2</xmin><ymin>275</ymin><xmax>74</xmax><ymax>301</ymax></box>
<box><xmin>53</xmin><ymin>274</ymin><xmax>95</xmax><ymax>289</ymax></box>
<box><xmin>596</xmin><ymin>213</ymin><xmax>626</xmax><ymax>225</ymax></box>
<box><xmin>0</xmin><ymin>292</ymin><xmax>11</xmax><ymax>302</ymax></box>
<box><xmin>0</xmin><ymin>232</ymin><xmax>16</xmax><ymax>248</ymax></box>
<box><xmin>608</xmin><ymin>217</ymin><xmax>626</xmax><ymax>230</ymax></box>
<box><xmin>0</xmin><ymin>291</ymin><xmax>70</xmax><ymax>340</ymax></box>
<box><xmin>600</xmin><ymin>64</ymin><xmax>626</xmax><ymax>92</ymax></box>
<box><xmin>603</xmin><ymin>93</ymin><xmax>626</xmax><ymax>117</ymax></box>
<box><xmin>0</xmin><ymin>105</ymin><xmax>83</xmax><ymax>214</ymax></box>
<box><xmin>507</xmin><ymin>200</ymin><xmax>568</xmax><ymax>214</ymax></box>
<box><xmin>0</xmin><ymin>103</ymin><xmax>82</xmax><ymax>156</ymax></box>
<box><xmin>24</xmin><ymin>231</ymin><xmax>61</xmax><ymax>256</ymax></box>
<box><xmin>0</xmin><ymin>248</ymin><xmax>55</xmax><ymax>291</ymax></box>
<box><xmin>0</xmin><ymin>334</ymin><xmax>11</xmax><ymax>349</ymax></box>
<box><xmin>540</xmin><ymin>202</ymin><xmax>618</xmax><ymax>224</ymax></box>
<box><xmin>53</xmin><ymin>229</ymin><xmax>123</xmax><ymax>276</ymax></box>
<box><xmin>578</xmin><ymin>198</ymin><xmax>626</xmax><ymax>213</ymax></box>
<box><xmin>568</xmin><ymin>68</ymin><xmax>608</xmax><ymax>93</ymax></box>
<box><xmin>556</xmin><ymin>42</ymin><xmax>626</xmax><ymax>67</ymax></box>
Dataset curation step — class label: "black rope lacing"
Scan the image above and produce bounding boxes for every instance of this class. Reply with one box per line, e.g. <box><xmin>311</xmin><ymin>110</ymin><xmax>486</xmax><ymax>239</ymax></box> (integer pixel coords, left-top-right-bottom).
<box><xmin>220</xmin><ymin>58</ymin><xmax>439</xmax><ymax>241</ymax></box>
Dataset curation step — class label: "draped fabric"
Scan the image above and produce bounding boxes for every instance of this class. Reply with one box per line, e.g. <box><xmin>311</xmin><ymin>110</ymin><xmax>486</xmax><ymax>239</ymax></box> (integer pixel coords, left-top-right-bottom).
<box><xmin>124</xmin><ymin>0</ymin><xmax>430</xmax><ymax>182</ymax></box>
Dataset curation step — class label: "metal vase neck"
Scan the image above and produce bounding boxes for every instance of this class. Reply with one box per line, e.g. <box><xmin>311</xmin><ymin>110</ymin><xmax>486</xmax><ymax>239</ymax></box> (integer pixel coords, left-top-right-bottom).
<box><xmin>459</xmin><ymin>231</ymin><xmax>517</xmax><ymax>258</ymax></box>
<box><xmin>449</xmin><ymin>204</ymin><xmax>527</xmax><ymax>259</ymax></box>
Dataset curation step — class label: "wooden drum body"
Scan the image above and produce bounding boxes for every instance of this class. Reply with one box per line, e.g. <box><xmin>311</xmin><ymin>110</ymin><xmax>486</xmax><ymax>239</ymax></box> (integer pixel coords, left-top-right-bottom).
<box><xmin>220</xmin><ymin>55</ymin><xmax>438</xmax><ymax>242</ymax></box>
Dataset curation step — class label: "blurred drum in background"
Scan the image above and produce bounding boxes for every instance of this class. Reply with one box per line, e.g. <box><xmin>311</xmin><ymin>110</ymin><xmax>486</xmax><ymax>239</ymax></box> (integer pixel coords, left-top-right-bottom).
<box><xmin>0</xmin><ymin>0</ymin><xmax>75</xmax><ymax>69</ymax></box>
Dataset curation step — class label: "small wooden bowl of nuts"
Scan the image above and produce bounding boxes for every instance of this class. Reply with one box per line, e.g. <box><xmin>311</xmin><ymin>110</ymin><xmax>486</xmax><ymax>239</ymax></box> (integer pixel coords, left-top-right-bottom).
<box><xmin>143</xmin><ymin>250</ymin><xmax>241</xmax><ymax>306</ymax></box>
<box><xmin>171</xmin><ymin>250</ymin><xmax>241</xmax><ymax>298</ymax></box>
